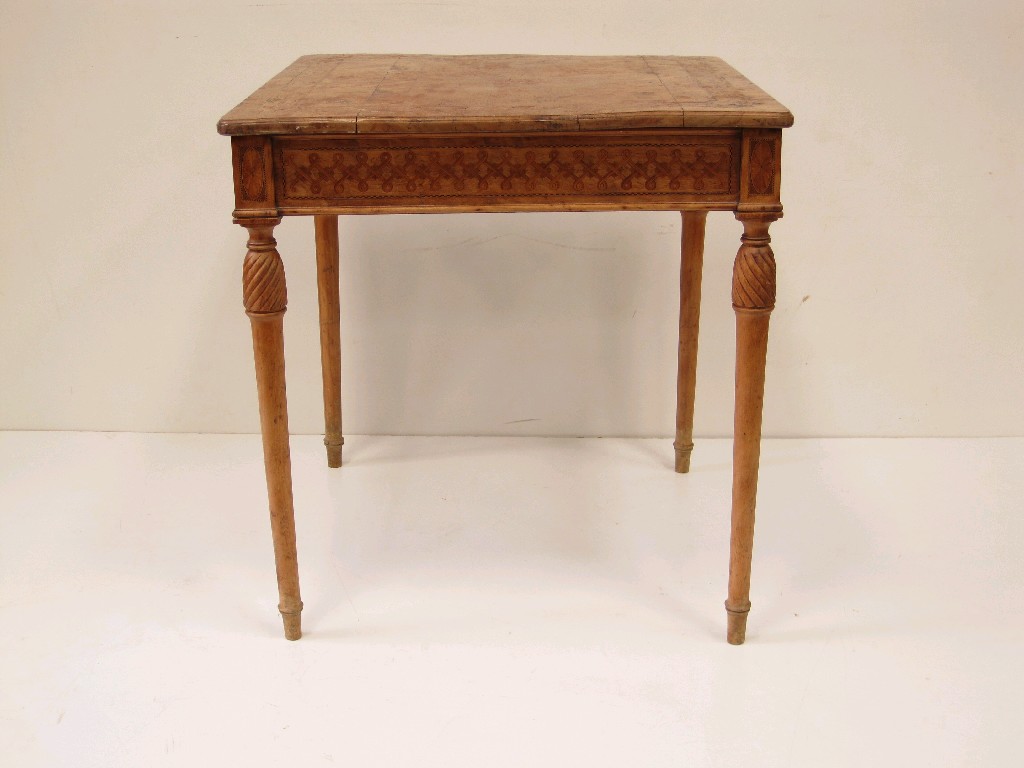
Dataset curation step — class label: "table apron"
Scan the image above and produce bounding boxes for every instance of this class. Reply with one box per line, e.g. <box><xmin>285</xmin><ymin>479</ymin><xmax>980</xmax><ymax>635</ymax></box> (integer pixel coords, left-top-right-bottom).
<box><xmin>231</xmin><ymin>130</ymin><xmax>783</xmax><ymax>216</ymax></box>
<box><xmin>276</xmin><ymin>130</ymin><xmax>741</xmax><ymax>213</ymax></box>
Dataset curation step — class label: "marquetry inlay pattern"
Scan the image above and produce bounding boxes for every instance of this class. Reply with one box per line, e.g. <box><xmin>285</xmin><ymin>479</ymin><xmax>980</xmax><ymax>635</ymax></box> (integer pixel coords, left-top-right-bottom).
<box><xmin>274</xmin><ymin>135</ymin><xmax>740</xmax><ymax>205</ymax></box>
<box><xmin>747</xmin><ymin>138</ymin><xmax>777</xmax><ymax>196</ymax></box>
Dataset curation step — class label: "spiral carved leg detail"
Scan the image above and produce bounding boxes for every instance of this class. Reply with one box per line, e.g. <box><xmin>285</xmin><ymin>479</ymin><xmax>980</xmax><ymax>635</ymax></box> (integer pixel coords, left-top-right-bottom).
<box><xmin>674</xmin><ymin>211</ymin><xmax>707</xmax><ymax>473</ymax></box>
<box><xmin>725</xmin><ymin>212</ymin><xmax>778</xmax><ymax>645</ymax></box>
<box><xmin>242</xmin><ymin>218</ymin><xmax>303</xmax><ymax>640</ymax></box>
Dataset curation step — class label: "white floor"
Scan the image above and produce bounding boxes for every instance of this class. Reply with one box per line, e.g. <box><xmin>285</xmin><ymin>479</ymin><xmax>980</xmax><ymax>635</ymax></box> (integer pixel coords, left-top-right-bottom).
<box><xmin>0</xmin><ymin>433</ymin><xmax>1021</xmax><ymax>767</ymax></box>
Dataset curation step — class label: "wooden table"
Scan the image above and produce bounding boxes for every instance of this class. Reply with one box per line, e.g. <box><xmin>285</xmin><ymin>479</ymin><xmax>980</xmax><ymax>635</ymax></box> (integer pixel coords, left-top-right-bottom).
<box><xmin>217</xmin><ymin>55</ymin><xmax>793</xmax><ymax>644</ymax></box>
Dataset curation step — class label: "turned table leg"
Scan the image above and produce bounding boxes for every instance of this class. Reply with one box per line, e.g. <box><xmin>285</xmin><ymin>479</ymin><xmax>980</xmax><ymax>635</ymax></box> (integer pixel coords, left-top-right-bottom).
<box><xmin>725</xmin><ymin>212</ymin><xmax>778</xmax><ymax>645</ymax></box>
<box><xmin>674</xmin><ymin>210</ymin><xmax>707</xmax><ymax>473</ymax></box>
<box><xmin>315</xmin><ymin>215</ymin><xmax>344</xmax><ymax>468</ymax></box>
<box><xmin>241</xmin><ymin>217</ymin><xmax>303</xmax><ymax>640</ymax></box>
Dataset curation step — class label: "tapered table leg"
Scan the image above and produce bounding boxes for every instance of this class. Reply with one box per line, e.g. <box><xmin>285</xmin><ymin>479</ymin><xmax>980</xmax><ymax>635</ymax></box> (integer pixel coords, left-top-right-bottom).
<box><xmin>241</xmin><ymin>217</ymin><xmax>303</xmax><ymax>640</ymax></box>
<box><xmin>725</xmin><ymin>212</ymin><xmax>778</xmax><ymax>645</ymax></box>
<box><xmin>674</xmin><ymin>210</ymin><xmax>707</xmax><ymax>473</ymax></box>
<box><xmin>315</xmin><ymin>215</ymin><xmax>344</xmax><ymax>468</ymax></box>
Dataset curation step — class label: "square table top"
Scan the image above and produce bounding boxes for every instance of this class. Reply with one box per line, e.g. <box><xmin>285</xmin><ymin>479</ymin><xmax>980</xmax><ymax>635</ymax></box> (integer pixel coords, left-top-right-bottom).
<box><xmin>217</xmin><ymin>54</ymin><xmax>793</xmax><ymax>136</ymax></box>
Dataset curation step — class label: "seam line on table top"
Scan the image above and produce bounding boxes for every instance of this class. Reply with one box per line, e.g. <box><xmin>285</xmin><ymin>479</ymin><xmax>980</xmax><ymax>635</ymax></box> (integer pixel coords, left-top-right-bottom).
<box><xmin>356</xmin><ymin>55</ymin><xmax>406</xmax><ymax>134</ymax></box>
<box><xmin>641</xmin><ymin>55</ymin><xmax>687</xmax><ymax>117</ymax></box>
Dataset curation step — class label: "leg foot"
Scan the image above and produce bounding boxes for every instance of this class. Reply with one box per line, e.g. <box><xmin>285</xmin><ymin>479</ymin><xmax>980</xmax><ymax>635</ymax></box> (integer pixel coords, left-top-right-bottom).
<box><xmin>673</xmin><ymin>442</ymin><xmax>694</xmax><ymax>473</ymax></box>
<box><xmin>325</xmin><ymin>439</ymin><xmax>343</xmax><ymax>469</ymax></box>
<box><xmin>725</xmin><ymin>602</ymin><xmax>750</xmax><ymax>645</ymax></box>
<box><xmin>280</xmin><ymin>605</ymin><xmax>303</xmax><ymax>641</ymax></box>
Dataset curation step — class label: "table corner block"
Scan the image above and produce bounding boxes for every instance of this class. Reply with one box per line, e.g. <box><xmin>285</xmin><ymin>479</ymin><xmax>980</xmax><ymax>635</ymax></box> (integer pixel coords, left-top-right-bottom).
<box><xmin>231</xmin><ymin>135</ymin><xmax>278</xmax><ymax>218</ymax></box>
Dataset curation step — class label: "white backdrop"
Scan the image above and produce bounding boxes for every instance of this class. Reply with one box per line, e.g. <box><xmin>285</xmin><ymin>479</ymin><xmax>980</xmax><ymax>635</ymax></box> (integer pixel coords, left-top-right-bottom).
<box><xmin>1</xmin><ymin>0</ymin><xmax>1021</xmax><ymax>437</ymax></box>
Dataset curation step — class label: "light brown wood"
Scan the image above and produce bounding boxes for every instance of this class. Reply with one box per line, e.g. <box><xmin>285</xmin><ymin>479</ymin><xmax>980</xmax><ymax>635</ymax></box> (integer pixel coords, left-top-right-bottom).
<box><xmin>674</xmin><ymin>211</ymin><xmax>707</xmax><ymax>473</ymax></box>
<box><xmin>221</xmin><ymin>56</ymin><xmax>792</xmax><ymax>643</ymax></box>
<box><xmin>217</xmin><ymin>55</ymin><xmax>793</xmax><ymax>136</ymax></box>
<box><xmin>725</xmin><ymin>212</ymin><xmax>779</xmax><ymax>645</ymax></box>
<box><xmin>241</xmin><ymin>218</ymin><xmax>302</xmax><ymax>640</ymax></box>
<box><xmin>315</xmin><ymin>215</ymin><xmax>343</xmax><ymax>468</ymax></box>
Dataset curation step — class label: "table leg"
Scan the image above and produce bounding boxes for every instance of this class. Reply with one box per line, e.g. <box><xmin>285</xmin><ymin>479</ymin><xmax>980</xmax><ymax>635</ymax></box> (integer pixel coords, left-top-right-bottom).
<box><xmin>241</xmin><ymin>217</ymin><xmax>303</xmax><ymax>640</ymax></box>
<box><xmin>674</xmin><ymin>210</ymin><xmax>707</xmax><ymax>473</ymax></box>
<box><xmin>725</xmin><ymin>212</ymin><xmax>778</xmax><ymax>645</ymax></box>
<box><xmin>315</xmin><ymin>215</ymin><xmax>344</xmax><ymax>468</ymax></box>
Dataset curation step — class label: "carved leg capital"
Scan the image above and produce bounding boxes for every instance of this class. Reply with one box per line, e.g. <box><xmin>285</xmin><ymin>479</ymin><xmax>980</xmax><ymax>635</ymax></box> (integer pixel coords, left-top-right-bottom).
<box><xmin>241</xmin><ymin>217</ymin><xmax>287</xmax><ymax>318</ymax></box>
<box><xmin>732</xmin><ymin>212</ymin><xmax>778</xmax><ymax>313</ymax></box>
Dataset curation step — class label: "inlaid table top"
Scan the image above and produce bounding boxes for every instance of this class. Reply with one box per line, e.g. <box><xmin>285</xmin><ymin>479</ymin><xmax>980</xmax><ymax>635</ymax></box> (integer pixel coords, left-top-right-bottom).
<box><xmin>217</xmin><ymin>54</ymin><xmax>793</xmax><ymax>136</ymax></box>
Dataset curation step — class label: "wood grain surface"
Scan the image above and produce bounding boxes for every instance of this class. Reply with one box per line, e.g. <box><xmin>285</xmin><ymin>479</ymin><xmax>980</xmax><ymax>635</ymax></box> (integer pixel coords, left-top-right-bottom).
<box><xmin>218</xmin><ymin>55</ymin><xmax>793</xmax><ymax>136</ymax></box>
